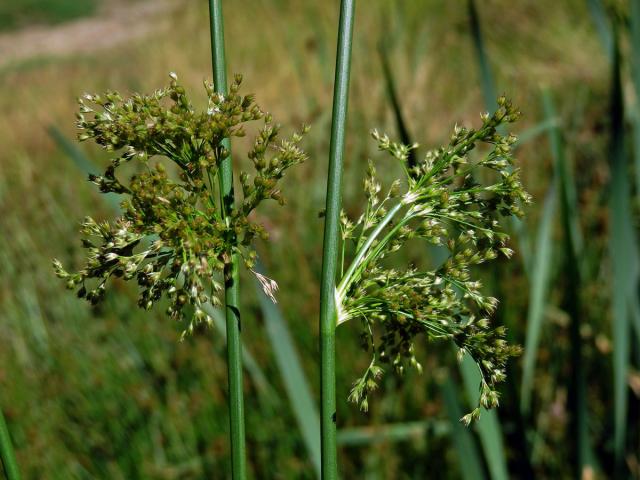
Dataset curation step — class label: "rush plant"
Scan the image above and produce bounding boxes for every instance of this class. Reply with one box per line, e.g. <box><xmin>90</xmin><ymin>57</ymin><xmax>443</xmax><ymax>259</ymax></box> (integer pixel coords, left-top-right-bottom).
<box><xmin>50</xmin><ymin>2</ymin><xmax>528</xmax><ymax>479</ymax></box>
<box><xmin>338</xmin><ymin>98</ymin><xmax>529</xmax><ymax>423</ymax></box>
<box><xmin>53</xmin><ymin>71</ymin><xmax>307</xmax><ymax>478</ymax></box>
<box><xmin>53</xmin><ymin>74</ymin><xmax>307</xmax><ymax>332</ymax></box>
<box><xmin>319</xmin><ymin>64</ymin><xmax>529</xmax><ymax>473</ymax></box>
<box><xmin>52</xmin><ymin>2</ymin><xmax>309</xmax><ymax>478</ymax></box>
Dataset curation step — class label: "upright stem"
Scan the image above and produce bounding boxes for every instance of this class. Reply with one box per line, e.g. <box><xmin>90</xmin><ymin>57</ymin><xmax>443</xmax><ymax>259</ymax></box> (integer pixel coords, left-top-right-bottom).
<box><xmin>319</xmin><ymin>1</ymin><xmax>356</xmax><ymax>478</ymax></box>
<box><xmin>208</xmin><ymin>2</ymin><xmax>246</xmax><ymax>479</ymax></box>
<box><xmin>0</xmin><ymin>407</ymin><xmax>21</xmax><ymax>480</ymax></box>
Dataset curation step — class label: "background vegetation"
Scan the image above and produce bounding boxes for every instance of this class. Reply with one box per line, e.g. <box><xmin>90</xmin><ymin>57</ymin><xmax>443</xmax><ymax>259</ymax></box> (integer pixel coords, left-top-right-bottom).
<box><xmin>0</xmin><ymin>0</ymin><xmax>638</xmax><ymax>478</ymax></box>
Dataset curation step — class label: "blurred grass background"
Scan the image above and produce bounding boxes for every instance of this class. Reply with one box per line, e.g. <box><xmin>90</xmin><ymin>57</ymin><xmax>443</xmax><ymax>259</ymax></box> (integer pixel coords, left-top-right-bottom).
<box><xmin>0</xmin><ymin>0</ymin><xmax>639</xmax><ymax>478</ymax></box>
<box><xmin>0</xmin><ymin>0</ymin><xmax>97</xmax><ymax>31</ymax></box>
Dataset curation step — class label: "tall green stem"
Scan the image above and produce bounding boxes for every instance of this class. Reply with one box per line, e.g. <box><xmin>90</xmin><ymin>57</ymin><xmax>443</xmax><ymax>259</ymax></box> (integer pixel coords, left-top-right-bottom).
<box><xmin>319</xmin><ymin>0</ymin><xmax>356</xmax><ymax>478</ymax></box>
<box><xmin>0</xmin><ymin>407</ymin><xmax>20</xmax><ymax>480</ymax></box>
<box><xmin>208</xmin><ymin>1</ymin><xmax>246</xmax><ymax>479</ymax></box>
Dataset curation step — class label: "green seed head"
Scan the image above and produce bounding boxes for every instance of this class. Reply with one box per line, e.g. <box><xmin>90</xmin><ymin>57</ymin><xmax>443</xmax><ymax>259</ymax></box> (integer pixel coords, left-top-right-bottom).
<box><xmin>338</xmin><ymin>98</ymin><xmax>529</xmax><ymax>421</ymax></box>
<box><xmin>55</xmin><ymin>73</ymin><xmax>308</xmax><ymax>334</ymax></box>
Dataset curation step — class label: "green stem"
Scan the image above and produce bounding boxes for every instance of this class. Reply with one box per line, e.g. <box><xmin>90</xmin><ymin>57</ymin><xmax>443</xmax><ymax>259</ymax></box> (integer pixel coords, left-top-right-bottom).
<box><xmin>319</xmin><ymin>0</ymin><xmax>356</xmax><ymax>478</ymax></box>
<box><xmin>0</xmin><ymin>407</ymin><xmax>21</xmax><ymax>480</ymax></box>
<box><xmin>208</xmin><ymin>2</ymin><xmax>246</xmax><ymax>479</ymax></box>
<box><xmin>337</xmin><ymin>202</ymin><xmax>404</xmax><ymax>299</ymax></box>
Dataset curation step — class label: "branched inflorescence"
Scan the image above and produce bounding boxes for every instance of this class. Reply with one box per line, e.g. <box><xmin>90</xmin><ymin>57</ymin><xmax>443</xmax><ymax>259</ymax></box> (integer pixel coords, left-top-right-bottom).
<box><xmin>54</xmin><ymin>73</ymin><xmax>307</xmax><ymax>335</ymax></box>
<box><xmin>338</xmin><ymin>97</ymin><xmax>530</xmax><ymax>422</ymax></box>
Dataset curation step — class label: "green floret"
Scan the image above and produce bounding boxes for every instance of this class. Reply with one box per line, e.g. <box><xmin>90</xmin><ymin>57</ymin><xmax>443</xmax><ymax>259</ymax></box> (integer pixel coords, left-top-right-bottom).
<box><xmin>337</xmin><ymin>97</ymin><xmax>530</xmax><ymax>420</ymax></box>
<box><xmin>55</xmin><ymin>73</ymin><xmax>308</xmax><ymax>336</ymax></box>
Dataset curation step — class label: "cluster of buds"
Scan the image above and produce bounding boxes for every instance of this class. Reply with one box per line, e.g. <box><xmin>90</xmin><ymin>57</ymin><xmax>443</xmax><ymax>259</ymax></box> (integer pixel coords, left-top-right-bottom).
<box><xmin>54</xmin><ymin>73</ymin><xmax>307</xmax><ymax>335</ymax></box>
<box><xmin>338</xmin><ymin>98</ymin><xmax>530</xmax><ymax>420</ymax></box>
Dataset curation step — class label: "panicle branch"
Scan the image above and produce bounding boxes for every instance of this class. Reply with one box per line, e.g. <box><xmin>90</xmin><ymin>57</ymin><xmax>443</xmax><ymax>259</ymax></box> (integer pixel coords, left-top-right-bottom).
<box><xmin>338</xmin><ymin>97</ymin><xmax>530</xmax><ymax>421</ymax></box>
<box><xmin>55</xmin><ymin>73</ymin><xmax>308</xmax><ymax>335</ymax></box>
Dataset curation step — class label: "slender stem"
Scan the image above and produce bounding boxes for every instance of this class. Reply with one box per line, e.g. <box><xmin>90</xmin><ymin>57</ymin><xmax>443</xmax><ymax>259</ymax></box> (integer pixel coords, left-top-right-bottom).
<box><xmin>319</xmin><ymin>1</ymin><xmax>356</xmax><ymax>478</ymax></box>
<box><xmin>0</xmin><ymin>407</ymin><xmax>21</xmax><ymax>480</ymax></box>
<box><xmin>208</xmin><ymin>2</ymin><xmax>246</xmax><ymax>479</ymax></box>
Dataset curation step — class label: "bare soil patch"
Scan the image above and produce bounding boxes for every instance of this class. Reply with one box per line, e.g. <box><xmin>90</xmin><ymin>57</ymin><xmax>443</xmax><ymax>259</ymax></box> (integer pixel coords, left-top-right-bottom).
<box><xmin>0</xmin><ymin>0</ymin><xmax>177</xmax><ymax>69</ymax></box>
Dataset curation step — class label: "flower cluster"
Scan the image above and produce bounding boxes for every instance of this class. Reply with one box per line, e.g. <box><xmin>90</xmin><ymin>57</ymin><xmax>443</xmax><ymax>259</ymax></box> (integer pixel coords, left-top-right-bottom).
<box><xmin>338</xmin><ymin>97</ymin><xmax>530</xmax><ymax>421</ymax></box>
<box><xmin>54</xmin><ymin>73</ymin><xmax>307</xmax><ymax>335</ymax></box>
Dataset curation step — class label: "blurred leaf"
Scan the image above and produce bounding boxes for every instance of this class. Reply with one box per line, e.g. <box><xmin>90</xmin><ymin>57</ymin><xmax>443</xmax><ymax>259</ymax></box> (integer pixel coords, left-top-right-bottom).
<box><xmin>48</xmin><ymin>126</ymin><xmax>97</xmax><ymax>175</ymax></box>
<box><xmin>379</xmin><ymin>42</ymin><xmax>416</xmax><ymax>168</ymax></box>
<box><xmin>467</xmin><ymin>0</ymin><xmax>496</xmax><ymax>110</ymax></box>
<box><xmin>633</xmin><ymin>118</ymin><xmax>640</xmax><ymax>222</ymax></box>
<box><xmin>608</xmin><ymin>36</ymin><xmax>638</xmax><ymax>468</ymax></box>
<box><xmin>460</xmin><ymin>355</ymin><xmax>508</xmax><ymax>480</ymax></box>
<box><xmin>465</xmin><ymin>6</ymin><xmax>531</xmax><ymax>477</ymax></box>
<box><xmin>542</xmin><ymin>90</ymin><xmax>596</xmax><ymax>473</ymax></box>
<box><xmin>0</xmin><ymin>404</ymin><xmax>21</xmax><ymax>480</ymax></box>
<box><xmin>587</xmin><ymin>0</ymin><xmax>613</xmax><ymax>57</ymax></box>
<box><xmin>336</xmin><ymin>420</ymin><xmax>448</xmax><ymax>447</ymax></box>
<box><xmin>253</xmin><ymin>263</ymin><xmax>321</xmax><ymax>477</ymax></box>
<box><xmin>48</xmin><ymin>126</ymin><xmax>121</xmax><ymax>211</ymax></box>
<box><xmin>631</xmin><ymin>0</ymin><xmax>640</xmax><ymax>86</ymax></box>
<box><xmin>514</xmin><ymin>117</ymin><xmax>560</xmax><ymax>148</ymax></box>
<box><xmin>631</xmin><ymin>0</ymin><xmax>640</xmax><ymax>290</ymax></box>
<box><xmin>520</xmin><ymin>183</ymin><xmax>556</xmax><ymax>415</ymax></box>
<box><xmin>544</xmin><ymin>96</ymin><xmax>583</xmax><ymax>267</ymax></box>
<box><xmin>630</xmin><ymin>294</ymin><xmax>640</xmax><ymax>343</ymax></box>
<box><xmin>441</xmin><ymin>378</ymin><xmax>486</xmax><ymax>480</ymax></box>
<box><xmin>466</xmin><ymin>0</ymin><xmax>530</xmax><ymax>273</ymax></box>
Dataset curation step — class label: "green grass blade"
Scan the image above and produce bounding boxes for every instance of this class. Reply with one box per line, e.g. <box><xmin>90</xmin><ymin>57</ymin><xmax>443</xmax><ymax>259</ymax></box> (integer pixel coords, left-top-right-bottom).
<box><xmin>633</xmin><ymin>119</ymin><xmax>640</xmax><ymax>218</ymax></box>
<box><xmin>253</xmin><ymin>265</ymin><xmax>321</xmax><ymax>477</ymax></box>
<box><xmin>514</xmin><ymin>117</ymin><xmax>560</xmax><ymax>148</ymax></box>
<box><xmin>48</xmin><ymin>126</ymin><xmax>97</xmax><ymax>175</ymax></box>
<box><xmin>631</xmin><ymin>0</ymin><xmax>640</xmax><ymax>88</ymax></box>
<box><xmin>545</xmin><ymin>96</ymin><xmax>582</xmax><ymax>265</ymax></box>
<box><xmin>630</xmin><ymin>0</ymin><xmax>640</xmax><ymax>283</ymax></box>
<box><xmin>460</xmin><ymin>355</ymin><xmax>509</xmax><ymax>480</ymax></box>
<box><xmin>520</xmin><ymin>183</ymin><xmax>556</xmax><ymax>415</ymax></box>
<box><xmin>608</xmin><ymin>35</ymin><xmax>637</xmax><ymax>470</ymax></box>
<box><xmin>441</xmin><ymin>378</ymin><xmax>487</xmax><ymax>480</ymax></box>
<box><xmin>378</xmin><ymin>42</ymin><xmax>416</xmax><ymax>168</ymax></box>
<box><xmin>587</xmin><ymin>0</ymin><xmax>613</xmax><ymax>57</ymax></box>
<box><xmin>465</xmin><ymin>6</ymin><xmax>526</xmax><ymax>477</ymax></box>
<box><xmin>48</xmin><ymin>126</ymin><xmax>121</xmax><ymax>211</ymax></box>
<box><xmin>0</xmin><ymin>406</ymin><xmax>21</xmax><ymax>480</ymax></box>
<box><xmin>336</xmin><ymin>420</ymin><xmax>448</xmax><ymax>447</ymax></box>
<box><xmin>542</xmin><ymin>89</ymin><xmax>595</xmax><ymax>474</ymax></box>
<box><xmin>466</xmin><ymin>0</ymin><xmax>530</xmax><ymax>272</ymax></box>
<box><xmin>467</xmin><ymin>0</ymin><xmax>496</xmax><ymax>110</ymax></box>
